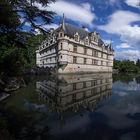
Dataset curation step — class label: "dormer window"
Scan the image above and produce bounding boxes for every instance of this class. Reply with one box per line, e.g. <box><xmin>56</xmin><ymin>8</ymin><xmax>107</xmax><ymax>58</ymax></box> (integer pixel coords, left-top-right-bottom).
<box><xmin>85</xmin><ymin>38</ymin><xmax>89</xmax><ymax>45</ymax></box>
<box><xmin>75</xmin><ymin>35</ymin><xmax>79</xmax><ymax>42</ymax></box>
<box><xmin>59</xmin><ymin>32</ymin><xmax>64</xmax><ymax>37</ymax></box>
<box><xmin>60</xmin><ymin>33</ymin><xmax>63</xmax><ymax>37</ymax></box>
<box><xmin>90</xmin><ymin>32</ymin><xmax>98</xmax><ymax>43</ymax></box>
<box><xmin>74</xmin><ymin>33</ymin><xmax>79</xmax><ymax>42</ymax></box>
<box><xmin>95</xmin><ymin>37</ymin><xmax>98</xmax><ymax>42</ymax></box>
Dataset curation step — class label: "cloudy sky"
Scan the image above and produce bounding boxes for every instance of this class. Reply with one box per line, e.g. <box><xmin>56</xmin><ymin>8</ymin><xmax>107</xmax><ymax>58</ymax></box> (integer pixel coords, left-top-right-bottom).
<box><xmin>34</xmin><ymin>0</ymin><xmax>140</xmax><ymax>61</ymax></box>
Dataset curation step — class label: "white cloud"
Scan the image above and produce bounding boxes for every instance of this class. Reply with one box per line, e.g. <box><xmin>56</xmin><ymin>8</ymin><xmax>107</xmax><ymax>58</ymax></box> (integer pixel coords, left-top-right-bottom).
<box><xmin>81</xmin><ymin>3</ymin><xmax>93</xmax><ymax>11</ymax></box>
<box><xmin>125</xmin><ymin>0</ymin><xmax>140</xmax><ymax>8</ymax></box>
<box><xmin>42</xmin><ymin>23</ymin><xmax>59</xmax><ymax>30</ymax></box>
<box><xmin>103</xmin><ymin>39</ymin><xmax>112</xmax><ymax>44</ymax></box>
<box><xmin>34</xmin><ymin>1</ymin><xmax>95</xmax><ymax>27</ymax></box>
<box><xmin>99</xmin><ymin>10</ymin><xmax>140</xmax><ymax>34</ymax></box>
<box><xmin>117</xmin><ymin>91</ymin><xmax>128</xmax><ymax>97</ymax></box>
<box><xmin>116</xmin><ymin>43</ymin><xmax>131</xmax><ymax>49</ymax></box>
<box><xmin>115</xmin><ymin>50</ymin><xmax>140</xmax><ymax>61</ymax></box>
<box><xmin>34</xmin><ymin>24</ymin><xmax>59</xmax><ymax>35</ymax></box>
<box><xmin>34</xmin><ymin>29</ymin><xmax>41</xmax><ymax>35</ymax></box>
<box><xmin>99</xmin><ymin>10</ymin><xmax>140</xmax><ymax>48</ymax></box>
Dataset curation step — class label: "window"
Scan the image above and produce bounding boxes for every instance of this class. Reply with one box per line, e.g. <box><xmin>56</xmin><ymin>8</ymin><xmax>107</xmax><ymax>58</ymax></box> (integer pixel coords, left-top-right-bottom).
<box><xmin>94</xmin><ymin>37</ymin><xmax>98</xmax><ymax>42</ymax></box>
<box><xmin>85</xmin><ymin>39</ymin><xmax>88</xmax><ymax>45</ymax></box>
<box><xmin>84</xmin><ymin>58</ymin><xmax>87</xmax><ymax>64</ymax></box>
<box><xmin>72</xmin><ymin>93</ymin><xmax>76</xmax><ymax>102</ymax></box>
<box><xmin>91</xmin><ymin>80</ymin><xmax>97</xmax><ymax>86</ymax></box>
<box><xmin>83</xmin><ymin>82</ymin><xmax>86</xmax><ymax>88</ymax></box>
<box><xmin>60</xmin><ymin>43</ymin><xmax>63</xmax><ymax>50</ymax></box>
<box><xmin>84</xmin><ymin>47</ymin><xmax>87</xmax><ymax>55</ymax></box>
<box><xmin>73</xmin><ymin>56</ymin><xmax>77</xmax><ymax>63</ymax></box>
<box><xmin>95</xmin><ymin>60</ymin><xmax>98</xmax><ymax>65</ymax></box>
<box><xmin>60</xmin><ymin>32</ymin><xmax>63</xmax><ymax>37</ymax></box>
<box><xmin>92</xmin><ymin>59</ymin><xmax>95</xmax><ymax>65</ymax></box>
<box><xmin>106</xmin><ymin>62</ymin><xmax>108</xmax><ymax>66</ymax></box>
<box><xmin>101</xmin><ymin>61</ymin><xmax>103</xmax><ymax>66</ymax></box>
<box><xmin>91</xmin><ymin>88</ymin><xmax>97</xmax><ymax>95</ymax></box>
<box><xmin>75</xmin><ymin>35</ymin><xmax>79</xmax><ymax>42</ymax></box>
<box><xmin>73</xmin><ymin>45</ymin><xmax>77</xmax><ymax>52</ymax></box>
<box><xmin>61</xmin><ymin>55</ymin><xmax>63</xmax><ymax>59</ymax></box>
<box><xmin>101</xmin><ymin>53</ymin><xmax>103</xmax><ymax>58</ymax></box>
<box><xmin>92</xmin><ymin>50</ymin><xmax>94</xmax><ymax>56</ymax></box>
<box><xmin>73</xmin><ymin>83</ymin><xmax>76</xmax><ymax>90</ymax></box>
<box><xmin>107</xmin><ymin>55</ymin><xmax>108</xmax><ymax>59</ymax></box>
<box><xmin>93</xmin><ymin>59</ymin><xmax>98</xmax><ymax>65</ymax></box>
<box><xmin>95</xmin><ymin>51</ymin><xmax>98</xmax><ymax>57</ymax></box>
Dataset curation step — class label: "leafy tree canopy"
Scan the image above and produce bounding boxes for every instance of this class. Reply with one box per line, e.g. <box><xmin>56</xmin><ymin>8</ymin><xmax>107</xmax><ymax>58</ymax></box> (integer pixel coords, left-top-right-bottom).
<box><xmin>0</xmin><ymin>0</ymin><xmax>55</xmax><ymax>47</ymax></box>
<box><xmin>0</xmin><ymin>0</ymin><xmax>55</xmax><ymax>75</ymax></box>
<box><xmin>114</xmin><ymin>59</ymin><xmax>140</xmax><ymax>73</ymax></box>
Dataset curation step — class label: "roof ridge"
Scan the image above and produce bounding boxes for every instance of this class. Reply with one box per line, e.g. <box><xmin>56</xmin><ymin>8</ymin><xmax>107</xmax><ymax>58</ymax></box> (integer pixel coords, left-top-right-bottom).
<box><xmin>65</xmin><ymin>23</ymin><xmax>89</xmax><ymax>33</ymax></box>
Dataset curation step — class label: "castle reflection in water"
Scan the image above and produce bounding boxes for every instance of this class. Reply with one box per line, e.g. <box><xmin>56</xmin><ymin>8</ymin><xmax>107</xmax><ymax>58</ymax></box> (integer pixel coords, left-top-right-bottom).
<box><xmin>36</xmin><ymin>73</ymin><xmax>112</xmax><ymax>116</ymax></box>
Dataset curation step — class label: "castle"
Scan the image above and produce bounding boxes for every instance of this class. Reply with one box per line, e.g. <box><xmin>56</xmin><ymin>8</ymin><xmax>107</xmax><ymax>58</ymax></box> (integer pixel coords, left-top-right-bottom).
<box><xmin>36</xmin><ymin>15</ymin><xmax>114</xmax><ymax>73</ymax></box>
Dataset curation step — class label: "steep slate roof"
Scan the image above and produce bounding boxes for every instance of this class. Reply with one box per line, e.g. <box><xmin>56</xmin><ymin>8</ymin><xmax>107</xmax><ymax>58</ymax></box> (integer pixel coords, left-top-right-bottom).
<box><xmin>64</xmin><ymin>23</ymin><xmax>89</xmax><ymax>39</ymax></box>
<box><xmin>62</xmin><ymin>24</ymin><xmax>105</xmax><ymax>47</ymax></box>
<box><xmin>55</xmin><ymin>19</ymin><xmax>105</xmax><ymax>47</ymax></box>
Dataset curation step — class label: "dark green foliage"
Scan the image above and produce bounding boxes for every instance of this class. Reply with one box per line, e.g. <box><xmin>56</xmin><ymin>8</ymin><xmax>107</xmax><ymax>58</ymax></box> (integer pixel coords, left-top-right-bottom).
<box><xmin>0</xmin><ymin>0</ymin><xmax>55</xmax><ymax>76</ymax></box>
<box><xmin>114</xmin><ymin>59</ymin><xmax>140</xmax><ymax>73</ymax></box>
<box><xmin>0</xmin><ymin>34</ymin><xmax>45</xmax><ymax>75</ymax></box>
<box><xmin>136</xmin><ymin>59</ymin><xmax>140</xmax><ymax>68</ymax></box>
<box><xmin>23</xmin><ymin>34</ymin><xmax>46</xmax><ymax>68</ymax></box>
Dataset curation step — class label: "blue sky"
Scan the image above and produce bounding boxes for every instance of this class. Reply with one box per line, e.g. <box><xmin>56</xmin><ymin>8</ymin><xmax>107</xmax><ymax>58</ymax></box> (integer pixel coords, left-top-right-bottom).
<box><xmin>29</xmin><ymin>0</ymin><xmax>140</xmax><ymax>61</ymax></box>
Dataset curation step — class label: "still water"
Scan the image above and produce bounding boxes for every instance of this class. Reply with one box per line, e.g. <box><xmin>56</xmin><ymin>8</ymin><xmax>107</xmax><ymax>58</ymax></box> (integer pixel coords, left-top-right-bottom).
<box><xmin>0</xmin><ymin>73</ymin><xmax>140</xmax><ymax>140</ymax></box>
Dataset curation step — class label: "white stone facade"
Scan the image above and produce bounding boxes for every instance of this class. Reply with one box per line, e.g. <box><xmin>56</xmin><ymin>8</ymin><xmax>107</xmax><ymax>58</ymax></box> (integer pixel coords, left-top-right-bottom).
<box><xmin>36</xmin><ymin>16</ymin><xmax>114</xmax><ymax>73</ymax></box>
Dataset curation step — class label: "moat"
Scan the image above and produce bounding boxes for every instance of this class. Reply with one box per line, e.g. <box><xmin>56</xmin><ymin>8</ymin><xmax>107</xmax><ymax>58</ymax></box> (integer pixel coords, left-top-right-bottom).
<box><xmin>0</xmin><ymin>73</ymin><xmax>140</xmax><ymax>140</ymax></box>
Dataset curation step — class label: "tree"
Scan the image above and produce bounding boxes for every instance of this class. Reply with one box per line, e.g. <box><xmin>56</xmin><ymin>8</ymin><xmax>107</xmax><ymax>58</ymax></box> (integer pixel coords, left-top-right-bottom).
<box><xmin>136</xmin><ymin>59</ymin><xmax>140</xmax><ymax>68</ymax></box>
<box><xmin>113</xmin><ymin>59</ymin><xmax>139</xmax><ymax>73</ymax></box>
<box><xmin>0</xmin><ymin>0</ymin><xmax>55</xmax><ymax>75</ymax></box>
<box><xmin>0</xmin><ymin>0</ymin><xmax>55</xmax><ymax>47</ymax></box>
